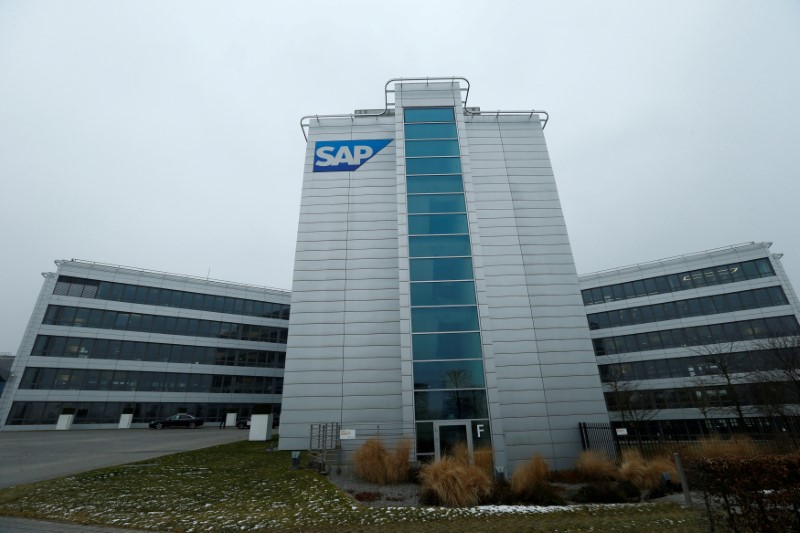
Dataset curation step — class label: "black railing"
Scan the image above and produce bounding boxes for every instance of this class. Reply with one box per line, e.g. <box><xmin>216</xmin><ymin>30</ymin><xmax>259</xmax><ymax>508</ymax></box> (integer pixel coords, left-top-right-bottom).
<box><xmin>579</xmin><ymin>422</ymin><xmax>620</xmax><ymax>461</ymax></box>
<box><xmin>580</xmin><ymin>417</ymin><xmax>800</xmax><ymax>458</ymax></box>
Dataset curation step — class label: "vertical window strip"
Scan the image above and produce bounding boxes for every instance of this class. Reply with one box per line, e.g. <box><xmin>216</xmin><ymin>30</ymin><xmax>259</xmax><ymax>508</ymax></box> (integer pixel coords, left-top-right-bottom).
<box><xmin>403</xmin><ymin>107</ymin><xmax>489</xmax><ymax>437</ymax></box>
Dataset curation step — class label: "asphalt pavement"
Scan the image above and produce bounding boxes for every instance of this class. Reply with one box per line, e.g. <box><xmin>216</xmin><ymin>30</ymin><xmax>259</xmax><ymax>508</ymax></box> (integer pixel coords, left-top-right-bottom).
<box><xmin>0</xmin><ymin>428</ymin><xmax>248</xmax><ymax>532</ymax></box>
<box><xmin>0</xmin><ymin>428</ymin><xmax>247</xmax><ymax>489</ymax></box>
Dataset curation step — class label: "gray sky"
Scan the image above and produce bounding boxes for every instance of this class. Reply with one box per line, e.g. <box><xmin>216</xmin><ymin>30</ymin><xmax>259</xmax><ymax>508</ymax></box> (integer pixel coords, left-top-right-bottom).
<box><xmin>1</xmin><ymin>1</ymin><xmax>798</xmax><ymax>354</ymax></box>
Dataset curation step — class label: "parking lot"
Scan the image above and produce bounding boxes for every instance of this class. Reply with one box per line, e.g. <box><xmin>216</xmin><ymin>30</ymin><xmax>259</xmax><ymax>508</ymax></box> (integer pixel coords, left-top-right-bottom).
<box><xmin>0</xmin><ymin>428</ymin><xmax>248</xmax><ymax>488</ymax></box>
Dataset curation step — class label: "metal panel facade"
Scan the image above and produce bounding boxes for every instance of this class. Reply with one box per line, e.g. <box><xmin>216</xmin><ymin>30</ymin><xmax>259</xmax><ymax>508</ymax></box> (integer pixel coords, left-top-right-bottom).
<box><xmin>279</xmin><ymin>80</ymin><xmax>609</xmax><ymax>471</ymax></box>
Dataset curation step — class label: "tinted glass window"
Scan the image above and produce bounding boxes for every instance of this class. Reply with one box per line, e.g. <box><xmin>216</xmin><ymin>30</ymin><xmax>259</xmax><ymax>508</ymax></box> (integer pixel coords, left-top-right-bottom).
<box><xmin>414</xmin><ymin>390</ymin><xmax>488</xmax><ymax>420</ymax></box>
<box><xmin>755</xmin><ymin>258</ymin><xmax>774</xmax><ymax>276</ymax></box>
<box><xmin>409</xmin><ymin>235</ymin><xmax>471</xmax><ymax>257</ymax></box>
<box><xmin>408</xmin><ymin>194</ymin><xmax>466</xmax><ymax>214</ymax></box>
<box><xmin>414</xmin><ymin>360</ymin><xmax>485</xmax><ymax>389</ymax></box>
<box><xmin>655</xmin><ymin>277</ymin><xmax>670</xmax><ymax>293</ymax></box>
<box><xmin>416</xmin><ymin>422</ymin><xmax>434</xmax><ymax>453</ymax></box>
<box><xmin>404</xmin><ymin>123</ymin><xmax>458</xmax><ymax>140</ymax></box>
<box><xmin>408</xmin><ymin>214</ymin><xmax>468</xmax><ymax>235</ymax></box>
<box><xmin>412</xmin><ymin>332</ymin><xmax>482</xmax><ymax>360</ymax></box>
<box><xmin>644</xmin><ymin>278</ymin><xmax>658</xmax><ymax>295</ymax></box>
<box><xmin>411</xmin><ymin>306</ymin><xmax>480</xmax><ymax>333</ymax></box>
<box><xmin>768</xmin><ymin>286</ymin><xmax>788</xmax><ymax>305</ymax></box>
<box><xmin>591</xmin><ymin>288</ymin><xmax>603</xmax><ymax>304</ymax></box>
<box><xmin>622</xmin><ymin>282</ymin><xmax>636</xmax><ymax>298</ymax></box>
<box><xmin>690</xmin><ymin>270</ymin><xmax>706</xmax><ymax>287</ymax></box>
<box><xmin>729</xmin><ymin>264</ymin><xmax>746</xmax><ymax>281</ymax></box>
<box><xmin>406</xmin><ymin>140</ymin><xmax>460</xmax><ymax>157</ymax></box>
<box><xmin>404</xmin><ymin>107</ymin><xmax>455</xmax><ymax>123</ymax></box>
<box><xmin>407</xmin><ymin>157</ymin><xmax>462</xmax><ymax>175</ymax></box>
<box><xmin>612</xmin><ymin>284</ymin><xmax>625</xmax><ymax>301</ymax></box>
<box><xmin>407</xmin><ymin>174</ymin><xmax>464</xmax><ymax>194</ymax></box>
<box><xmin>410</xmin><ymin>257</ymin><xmax>473</xmax><ymax>281</ymax></box>
<box><xmin>742</xmin><ymin>261</ymin><xmax>759</xmax><ymax>279</ymax></box>
<box><xmin>411</xmin><ymin>281</ymin><xmax>476</xmax><ymax>306</ymax></box>
<box><xmin>739</xmin><ymin>291</ymin><xmax>757</xmax><ymax>309</ymax></box>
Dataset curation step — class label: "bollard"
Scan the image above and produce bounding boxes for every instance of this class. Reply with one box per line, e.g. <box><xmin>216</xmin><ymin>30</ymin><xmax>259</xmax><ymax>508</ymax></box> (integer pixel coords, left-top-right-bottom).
<box><xmin>291</xmin><ymin>451</ymin><xmax>301</xmax><ymax>470</ymax></box>
<box><xmin>673</xmin><ymin>452</ymin><xmax>693</xmax><ymax>507</ymax></box>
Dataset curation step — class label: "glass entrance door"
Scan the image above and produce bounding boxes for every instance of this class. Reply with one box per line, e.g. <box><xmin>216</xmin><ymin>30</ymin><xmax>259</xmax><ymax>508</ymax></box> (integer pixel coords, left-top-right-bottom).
<box><xmin>434</xmin><ymin>421</ymin><xmax>473</xmax><ymax>460</ymax></box>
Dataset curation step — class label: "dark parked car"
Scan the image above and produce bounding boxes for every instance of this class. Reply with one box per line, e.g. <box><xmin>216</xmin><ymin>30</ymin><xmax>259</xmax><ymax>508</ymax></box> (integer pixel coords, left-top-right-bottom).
<box><xmin>149</xmin><ymin>414</ymin><xmax>204</xmax><ymax>429</ymax></box>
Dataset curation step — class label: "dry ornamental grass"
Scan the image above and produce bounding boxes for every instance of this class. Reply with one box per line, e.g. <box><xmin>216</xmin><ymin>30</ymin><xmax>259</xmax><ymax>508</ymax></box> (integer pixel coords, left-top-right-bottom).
<box><xmin>575</xmin><ymin>450</ymin><xmax>618</xmax><ymax>482</ymax></box>
<box><xmin>354</xmin><ymin>438</ymin><xmax>391</xmax><ymax>484</ymax></box>
<box><xmin>618</xmin><ymin>450</ymin><xmax>679</xmax><ymax>494</ymax></box>
<box><xmin>683</xmin><ymin>436</ymin><xmax>759</xmax><ymax>459</ymax></box>
<box><xmin>473</xmin><ymin>446</ymin><xmax>494</xmax><ymax>477</ymax></box>
<box><xmin>510</xmin><ymin>453</ymin><xmax>549</xmax><ymax>495</ymax></box>
<box><xmin>353</xmin><ymin>438</ymin><xmax>412</xmax><ymax>485</ymax></box>
<box><xmin>419</xmin><ymin>456</ymin><xmax>493</xmax><ymax>507</ymax></box>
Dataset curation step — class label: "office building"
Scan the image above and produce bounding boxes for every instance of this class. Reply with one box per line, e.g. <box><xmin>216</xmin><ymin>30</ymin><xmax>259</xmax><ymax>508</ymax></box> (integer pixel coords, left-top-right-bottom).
<box><xmin>0</xmin><ymin>354</ymin><xmax>12</xmax><ymax>400</ymax></box>
<box><xmin>579</xmin><ymin>242</ymin><xmax>800</xmax><ymax>436</ymax></box>
<box><xmin>279</xmin><ymin>78</ymin><xmax>609</xmax><ymax>471</ymax></box>
<box><xmin>0</xmin><ymin>260</ymin><xmax>290</xmax><ymax>430</ymax></box>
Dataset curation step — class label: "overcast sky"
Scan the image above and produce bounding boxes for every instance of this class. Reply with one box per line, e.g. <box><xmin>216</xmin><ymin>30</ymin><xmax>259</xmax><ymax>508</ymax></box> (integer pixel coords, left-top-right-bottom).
<box><xmin>1</xmin><ymin>1</ymin><xmax>798</xmax><ymax>354</ymax></box>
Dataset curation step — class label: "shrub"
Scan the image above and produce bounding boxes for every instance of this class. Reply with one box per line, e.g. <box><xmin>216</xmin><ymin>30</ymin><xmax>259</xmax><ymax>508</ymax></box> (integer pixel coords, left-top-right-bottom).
<box><xmin>575</xmin><ymin>450</ymin><xmax>617</xmax><ymax>481</ymax></box>
<box><xmin>515</xmin><ymin>482</ymin><xmax>566</xmax><ymax>505</ymax></box>
<box><xmin>646</xmin><ymin>455</ymin><xmax>679</xmax><ymax>485</ymax></box>
<box><xmin>617</xmin><ymin>479</ymin><xmax>643</xmax><ymax>500</ymax></box>
<box><xmin>419</xmin><ymin>456</ymin><xmax>493</xmax><ymax>507</ymax></box>
<box><xmin>387</xmin><ymin>439</ymin><xmax>411</xmax><ymax>483</ymax></box>
<box><xmin>440</xmin><ymin>443</ymin><xmax>494</xmax><ymax>478</ymax></box>
<box><xmin>511</xmin><ymin>454</ymin><xmax>549</xmax><ymax>494</ymax></box>
<box><xmin>447</xmin><ymin>442</ymin><xmax>471</xmax><ymax>465</ymax></box>
<box><xmin>690</xmin><ymin>454</ymin><xmax>800</xmax><ymax>532</ymax></box>
<box><xmin>489</xmin><ymin>477</ymin><xmax>515</xmax><ymax>505</ymax></box>
<box><xmin>407</xmin><ymin>462</ymin><xmax>423</xmax><ymax>484</ymax></box>
<box><xmin>549</xmin><ymin>468</ymin><xmax>583</xmax><ymax>484</ymax></box>
<box><xmin>474</xmin><ymin>446</ymin><xmax>494</xmax><ymax>478</ymax></box>
<box><xmin>573</xmin><ymin>481</ymin><xmax>640</xmax><ymax>504</ymax></box>
<box><xmin>354</xmin><ymin>438</ymin><xmax>390</xmax><ymax>484</ymax></box>
<box><xmin>353</xmin><ymin>438</ymin><xmax>410</xmax><ymax>485</ymax></box>
<box><xmin>509</xmin><ymin>454</ymin><xmax>563</xmax><ymax>504</ymax></box>
<box><xmin>619</xmin><ymin>450</ymin><xmax>657</xmax><ymax>493</ymax></box>
<box><xmin>618</xmin><ymin>451</ymin><xmax>680</xmax><ymax>495</ymax></box>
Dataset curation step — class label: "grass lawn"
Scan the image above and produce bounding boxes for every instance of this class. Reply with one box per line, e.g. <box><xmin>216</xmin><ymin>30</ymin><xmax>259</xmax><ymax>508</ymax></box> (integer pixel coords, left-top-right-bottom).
<box><xmin>0</xmin><ymin>439</ymin><xmax>708</xmax><ymax>532</ymax></box>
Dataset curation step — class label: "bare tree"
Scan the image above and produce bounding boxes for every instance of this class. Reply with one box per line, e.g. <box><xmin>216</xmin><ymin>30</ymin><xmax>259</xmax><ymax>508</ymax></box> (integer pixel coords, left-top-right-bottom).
<box><xmin>750</xmin><ymin>335</ymin><xmax>800</xmax><ymax>435</ymax></box>
<box><xmin>755</xmin><ymin>335</ymin><xmax>800</xmax><ymax>407</ymax></box>
<box><xmin>688</xmin><ymin>342</ymin><xmax>750</xmax><ymax>428</ymax></box>
<box><xmin>603</xmin><ymin>358</ymin><xmax>660</xmax><ymax>444</ymax></box>
<box><xmin>687</xmin><ymin>373</ymin><xmax>720</xmax><ymax>434</ymax></box>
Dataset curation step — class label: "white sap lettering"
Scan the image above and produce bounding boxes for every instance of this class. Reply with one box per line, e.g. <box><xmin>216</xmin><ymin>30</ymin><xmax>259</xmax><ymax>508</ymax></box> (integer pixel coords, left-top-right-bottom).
<box><xmin>476</xmin><ymin>424</ymin><xmax>484</xmax><ymax>438</ymax></box>
<box><xmin>333</xmin><ymin>146</ymin><xmax>354</xmax><ymax>166</ymax></box>
<box><xmin>315</xmin><ymin>146</ymin><xmax>336</xmax><ymax>166</ymax></box>
<box><xmin>353</xmin><ymin>145</ymin><xmax>373</xmax><ymax>164</ymax></box>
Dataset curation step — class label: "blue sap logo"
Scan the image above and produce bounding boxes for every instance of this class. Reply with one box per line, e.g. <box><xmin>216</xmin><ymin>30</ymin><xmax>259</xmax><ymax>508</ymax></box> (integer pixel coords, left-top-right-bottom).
<box><xmin>313</xmin><ymin>139</ymin><xmax>393</xmax><ymax>172</ymax></box>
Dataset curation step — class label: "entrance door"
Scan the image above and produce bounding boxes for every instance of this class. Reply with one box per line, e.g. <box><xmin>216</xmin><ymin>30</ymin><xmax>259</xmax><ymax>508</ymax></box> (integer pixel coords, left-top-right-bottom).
<box><xmin>434</xmin><ymin>421</ymin><xmax>473</xmax><ymax>461</ymax></box>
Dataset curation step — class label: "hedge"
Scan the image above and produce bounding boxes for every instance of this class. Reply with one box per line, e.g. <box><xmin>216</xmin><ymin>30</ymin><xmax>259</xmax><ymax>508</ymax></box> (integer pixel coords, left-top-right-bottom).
<box><xmin>689</xmin><ymin>454</ymin><xmax>800</xmax><ymax>532</ymax></box>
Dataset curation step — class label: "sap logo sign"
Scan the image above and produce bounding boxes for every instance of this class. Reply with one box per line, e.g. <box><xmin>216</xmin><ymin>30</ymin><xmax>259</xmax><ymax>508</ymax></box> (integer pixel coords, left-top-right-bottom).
<box><xmin>313</xmin><ymin>139</ymin><xmax>393</xmax><ymax>172</ymax></box>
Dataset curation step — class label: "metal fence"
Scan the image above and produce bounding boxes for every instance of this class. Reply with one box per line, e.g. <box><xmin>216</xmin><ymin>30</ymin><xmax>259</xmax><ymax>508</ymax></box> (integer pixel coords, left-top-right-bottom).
<box><xmin>580</xmin><ymin>416</ymin><xmax>800</xmax><ymax>458</ymax></box>
<box><xmin>307</xmin><ymin>422</ymin><xmax>414</xmax><ymax>472</ymax></box>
